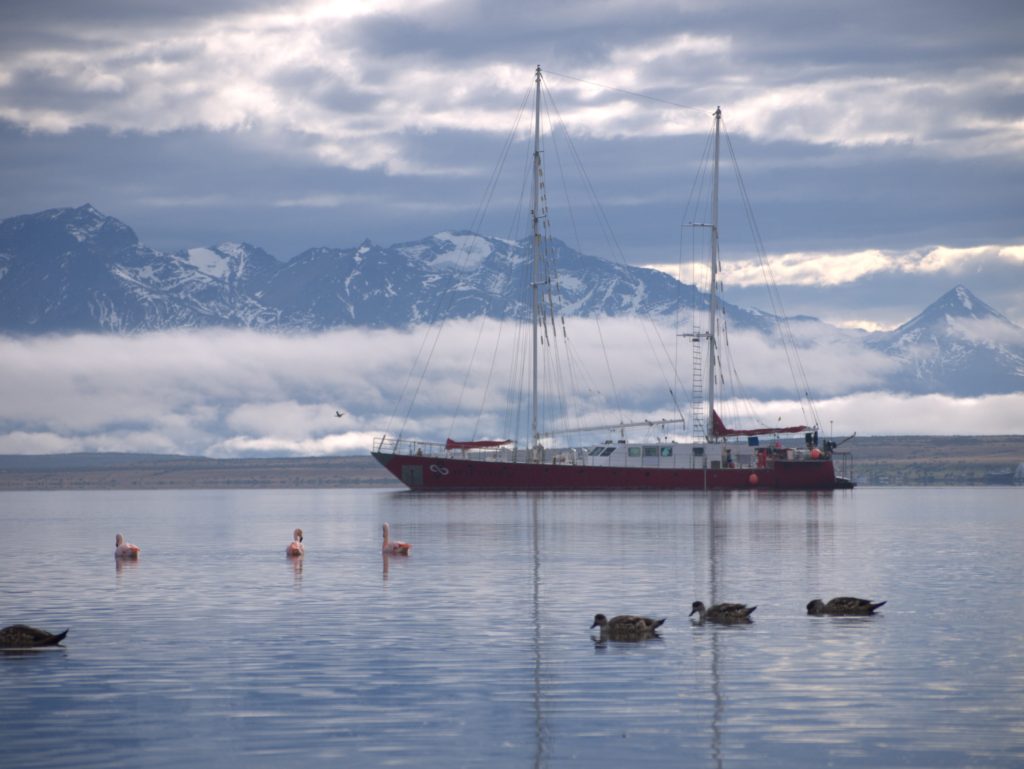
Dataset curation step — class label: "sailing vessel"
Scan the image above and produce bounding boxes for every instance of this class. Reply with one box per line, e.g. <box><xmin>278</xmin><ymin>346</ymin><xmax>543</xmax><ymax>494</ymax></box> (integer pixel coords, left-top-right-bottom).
<box><xmin>372</xmin><ymin>67</ymin><xmax>853</xmax><ymax>491</ymax></box>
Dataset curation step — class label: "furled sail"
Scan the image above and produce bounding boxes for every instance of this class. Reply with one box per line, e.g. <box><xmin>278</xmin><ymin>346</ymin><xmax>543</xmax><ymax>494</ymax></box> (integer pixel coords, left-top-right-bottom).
<box><xmin>711</xmin><ymin>410</ymin><xmax>807</xmax><ymax>438</ymax></box>
<box><xmin>445</xmin><ymin>438</ymin><xmax>512</xmax><ymax>450</ymax></box>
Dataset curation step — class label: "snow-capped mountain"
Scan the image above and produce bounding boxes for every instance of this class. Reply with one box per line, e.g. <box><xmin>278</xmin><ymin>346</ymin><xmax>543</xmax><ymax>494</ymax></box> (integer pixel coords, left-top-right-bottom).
<box><xmin>1</xmin><ymin>205</ymin><xmax>1022</xmax><ymax>396</ymax></box>
<box><xmin>868</xmin><ymin>285</ymin><xmax>1024</xmax><ymax>396</ymax></box>
<box><xmin>0</xmin><ymin>205</ymin><xmax>280</xmax><ymax>331</ymax></box>
<box><xmin>259</xmin><ymin>232</ymin><xmax>739</xmax><ymax>329</ymax></box>
<box><xmin>0</xmin><ymin>205</ymin><xmax>761</xmax><ymax>333</ymax></box>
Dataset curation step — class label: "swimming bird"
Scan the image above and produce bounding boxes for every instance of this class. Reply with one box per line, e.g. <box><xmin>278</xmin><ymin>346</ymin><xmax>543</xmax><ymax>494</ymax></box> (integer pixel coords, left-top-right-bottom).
<box><xmin>382</xmin><ymin>522</ymin><xmax>411</xmax><ymax>555</ymax></box>
<box><xmin>114</xmin><ymin>533</ymin><xmax>141</xmax><ymax>558</ymax></box>
<box><xmin>0</xmin><ymin>624</ymin><xmax>68</xmax><ymax>649</ymax></box>
<box><xmin>806</xmin><ymin>596</ymin><xmax>886</xmax><ymax>616</ymax></box>
<box><xmin>689</xmin><ymin>601</ymin><xmax>756</xmax><ymax>624</ymax></box>
<box><xmin>590</xmin><ymin>613</ymin><xmax>665</xmax><ymax>641</ymax></box>
<box><xmin>286</xmin><ymin>528</ymin><xmax>304</xmax><ymax>557</ymax></box>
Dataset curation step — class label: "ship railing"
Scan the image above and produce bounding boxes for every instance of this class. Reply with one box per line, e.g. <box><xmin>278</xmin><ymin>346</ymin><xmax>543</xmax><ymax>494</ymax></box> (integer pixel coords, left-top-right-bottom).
<box><xmin>374</xmin><ymin>436</ymin><xmax>529</xmax><ymax>463</ymax></box>
<box><xmin>830</xmin><ymin>450</ymin><xmax>853</xmax><ymax>481</ymax></box>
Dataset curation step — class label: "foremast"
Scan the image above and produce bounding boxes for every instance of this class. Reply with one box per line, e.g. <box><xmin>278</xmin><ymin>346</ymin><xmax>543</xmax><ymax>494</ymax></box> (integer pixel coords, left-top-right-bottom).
<box><xmin>530</xmin><ymin>65</ymin><xmax>543</xmax><ymax>461</ymax></box>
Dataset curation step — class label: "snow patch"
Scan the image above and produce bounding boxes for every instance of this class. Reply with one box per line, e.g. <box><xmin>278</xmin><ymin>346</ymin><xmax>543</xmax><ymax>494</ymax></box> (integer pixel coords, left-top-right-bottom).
<box><xmin>558</xmin><ymin>275</ymin><xmax>585</xmax><ymax>293</ymax></box>
<box><xmin>430</xmin><ymin>233</ymin><xmax>492</xmax><ymax>270</ymax></box>
<box><xmin>187</xmin><ymin>247</ymin><xmax>230</xmax><ymax>279</ymax></box>
<box><xmin>217</xmin><ymin>243</ymin><xmax>246</xmax><ymax>259</ymax></box>
<box><xmin>955</xmin><ymin>286</ymin><xmax>973</xmax><ymax>311</ymax></box>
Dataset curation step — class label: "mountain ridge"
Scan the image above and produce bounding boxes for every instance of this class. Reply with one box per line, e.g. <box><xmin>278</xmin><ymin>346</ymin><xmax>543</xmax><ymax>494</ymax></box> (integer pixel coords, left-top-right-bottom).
<box><xmin>1</xmin><ymin>204</ymin><xmax>1022</xmax><ymax>397</ymax></box>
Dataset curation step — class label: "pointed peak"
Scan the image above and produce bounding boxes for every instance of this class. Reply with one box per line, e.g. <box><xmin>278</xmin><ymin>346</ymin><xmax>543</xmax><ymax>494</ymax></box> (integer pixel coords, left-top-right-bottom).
<box><xmin>76</xmin><ymin>202</ymin><xmax>103</xmax><ymax>217</ymax></box>
<box><xmin>892</xmin><ymin>284</ymin><xmax>1011</xmax><ymax>336</ymax></box>
<box><xmin>930</xmin><ymin>284</ymin><xmax>1002</xmax><ymax>319</ymax></box>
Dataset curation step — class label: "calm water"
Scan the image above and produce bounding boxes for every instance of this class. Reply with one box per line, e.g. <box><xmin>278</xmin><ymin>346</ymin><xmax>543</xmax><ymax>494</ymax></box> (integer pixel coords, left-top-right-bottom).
<box><xmin>1</xmin><ymin>487</ymin><xmax>1022</xmax><ymax>768</ymax></box>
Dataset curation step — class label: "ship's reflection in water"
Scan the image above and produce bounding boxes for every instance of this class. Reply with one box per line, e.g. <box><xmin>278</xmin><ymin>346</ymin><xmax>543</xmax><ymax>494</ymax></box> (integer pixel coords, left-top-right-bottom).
<box><xmin>1</xmin><ymin>487</ymin><xmax>1021</xmax><ymax>768</ymax></box>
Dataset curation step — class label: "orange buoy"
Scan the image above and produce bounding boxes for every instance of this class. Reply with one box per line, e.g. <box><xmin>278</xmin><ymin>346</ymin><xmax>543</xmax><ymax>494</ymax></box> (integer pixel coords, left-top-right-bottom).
<box><xmin>748</xmin><ymin>473</ymin><xmax>759</xmax><ymax>486</ymax></box>
<box><xmin>810</xmin><ymin>448</ymin><xmax>822</xmax><ymax>459</ymax></box>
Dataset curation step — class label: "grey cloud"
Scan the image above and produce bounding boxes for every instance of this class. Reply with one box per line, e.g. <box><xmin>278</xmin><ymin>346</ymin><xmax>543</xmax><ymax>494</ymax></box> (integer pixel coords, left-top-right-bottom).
<box><xmin>0</xmin><ymin>325</ymin><xmax>1018</xmax><ymax>458</ymax></box>
<box><xmin>0</xmin><ymin>0</ymin><xmax>1021</xmax><ymax>334</ymax></box>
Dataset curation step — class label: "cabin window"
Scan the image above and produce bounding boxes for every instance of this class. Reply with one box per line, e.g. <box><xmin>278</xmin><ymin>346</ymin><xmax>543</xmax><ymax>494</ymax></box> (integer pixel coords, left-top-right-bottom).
<box><xmin>692</xmin><ymin>447</ymin><xmax>705</xmax><ymax>457</ymax></box>
<box><xmin>600</xmin><ymin>446</ymin><xmax>616</xmax><ymax>456</ymax></box>
<box><xmin>588</xmin><ymin>447</ymin><xmax>604</xmax><ymax>456</ymax></box>
<box><xmin>643</xmin><ymin>446</ymin><xmax>658</xmax><ymax>457</ymax></box>
<box><xmin>660</xmin><ymin>446</ymin><xmax>673</xmax><ymax>457</ymax></box>
<box><xmin>627</xmin><ymin>446</ymin><xmax>642</xmax><ymax>458</ymax></box>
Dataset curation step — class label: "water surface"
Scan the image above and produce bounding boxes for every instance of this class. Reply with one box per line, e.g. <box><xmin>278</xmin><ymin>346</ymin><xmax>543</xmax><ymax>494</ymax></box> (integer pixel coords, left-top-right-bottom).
<box><xmin>1</xmin><ymin>487</ymin><xmax>1022</xmax><ymax>767</ymax></box>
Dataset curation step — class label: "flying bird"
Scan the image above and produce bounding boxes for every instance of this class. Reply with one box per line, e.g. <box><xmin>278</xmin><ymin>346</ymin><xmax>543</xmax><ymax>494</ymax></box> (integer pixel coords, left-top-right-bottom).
<box><xmin>335</xmin><ymin>411</ymin><xmax>345</xmax><ymax>418</ymax></box>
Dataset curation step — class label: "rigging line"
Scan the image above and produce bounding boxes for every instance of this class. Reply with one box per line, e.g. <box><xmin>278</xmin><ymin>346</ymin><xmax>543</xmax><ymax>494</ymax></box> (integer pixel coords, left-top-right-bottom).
<box><xmin>675</xmin><ymin>123</ymin><xmax>717</xmax><ymax>402</ymax></box>
<box><xmin>544</xmin><ymin>69</ymin><xmax>708</xmax><ymax>114</ymax></box>
<box><xmin>391</xmin><ymin>86</ymin><xmax>533</xmax><ymax>440</ymax></box>
<box><xmin>544</xmin><ymin>82</ymin><xmax>690</xmax><ymax>422</ymax></box>
<box><xmin>470</xmin><ymin>313</ymin><xmax>509</xmax><ymax>439</ymax></box>
<box><xmin>722</xmin><ymin>122</ymin><xmax>820</xmax><ymax>428</ymax></box>
<box><xmin>471</xmin><ymin>137</ymin><xmax>530</xmax><ymax>470</ymax></box>
<box><xmin>540</xmin><ymin>83</ymin><xmax>626</xmax><ymax>424</ymax></box>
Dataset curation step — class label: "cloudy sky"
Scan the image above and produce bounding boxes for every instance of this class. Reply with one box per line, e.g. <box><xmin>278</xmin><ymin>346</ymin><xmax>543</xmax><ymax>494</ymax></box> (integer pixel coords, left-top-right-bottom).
<box><xmin>3</xmin><ymin>324</ymin><xmax>1022</xmax><ymax>457</ymax></box>
<box><xmin>2</xmin><ymin>0</ymin><xmax>1023</xmax><ymax>328</ymax></box>
<box><xmin>1</xmin><ymin>0</ymin><xmax>1022</xmax><ymax>455</ymax></box>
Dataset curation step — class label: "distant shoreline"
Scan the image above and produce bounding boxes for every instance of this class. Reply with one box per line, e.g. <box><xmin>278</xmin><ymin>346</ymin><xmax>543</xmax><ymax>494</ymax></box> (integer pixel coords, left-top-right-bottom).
<box><xmin>0</xmin><ymin>454</ymin><xmax>401</xmax><ymax>490</ymax></box>
<box><xmin>0</xmin><ymin>435</ymin><xmax>1021</xmax><ymax>490</ymax></box>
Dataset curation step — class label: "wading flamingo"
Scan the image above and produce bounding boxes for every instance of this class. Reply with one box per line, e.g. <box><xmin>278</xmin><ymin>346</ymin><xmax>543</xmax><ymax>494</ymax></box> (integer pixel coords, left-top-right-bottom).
<box><xmin>286</xmin><ymin>528</ymin><xmax>304</xmax><ymax>557</ymax></box>
<box><xmin>114</xmin><ymin>533</ymin><xmax>141</xmax><ymax>559</ymax></box>
<box><xmin>382</xmin><ymin>523</ymin><xmax>411</xmax><ymax>555</ymax></box>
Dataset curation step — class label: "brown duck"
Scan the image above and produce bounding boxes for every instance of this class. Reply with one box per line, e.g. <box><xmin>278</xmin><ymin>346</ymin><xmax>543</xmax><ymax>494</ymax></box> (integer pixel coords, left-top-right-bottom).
<box><xmin>0</xmin><ymin>624</ymin><xmax>69</xmax><ymax>649</ymax></box>
<box><xmin>590</xmin><ymin>613</ymin><xmax>665</xmax><ymax>641</ymax></box>
<box><xmin>806</xmin><ymin>597</ymin><xmax>886</xmax><ymax>616</ymax></box>
<box><xmin>689</xmin><ymin>601</ymin><xmax>756</xmax><ymax>624</ymax></box>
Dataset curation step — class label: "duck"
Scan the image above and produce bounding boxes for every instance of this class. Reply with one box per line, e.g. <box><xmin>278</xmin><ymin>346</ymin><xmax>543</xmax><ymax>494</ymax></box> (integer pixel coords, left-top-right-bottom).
<box><xmin>689</xmin><ymin>600</ymin><xmax>756</xmax><ymax>624</ymax></box>
<box><xmin>114</xmin><ymin>533</ymin><xmax>141</xmax><ymax>558</ymax></box>
<box><xmin>806</xmin><ymin>596</ymin><xmax>886</xmax><ymax>616</ymax></box>
<box><xmin>590</xmin><ymin>613</ymin><xmax>665</xmax><ymax>641</ymax></box>
<box><xmin>0</xmin><ymin>624</ymin><xmax>68</xmax><ymax>649</ymax></box>
<box><xmin>382</xmin><ymin>523</ymin><xmax>411</xmax><ymax>555</ymax></box>
<box><xmin>286</xmin><ymin>528</ymin><xmax>304</xmax><ymax>557</ymax></box>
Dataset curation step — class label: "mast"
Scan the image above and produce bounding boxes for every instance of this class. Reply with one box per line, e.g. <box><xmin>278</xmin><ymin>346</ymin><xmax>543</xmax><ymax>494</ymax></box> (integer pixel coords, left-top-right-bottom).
<box><xmin>706</xmin><ymin>106</ymin><xmax>721</xmax><ymax>442</ymax></box>
<box><xmin>530</xmin><ymin>65</ymin><xmax>542</xmax><ymax>459</ymax></box>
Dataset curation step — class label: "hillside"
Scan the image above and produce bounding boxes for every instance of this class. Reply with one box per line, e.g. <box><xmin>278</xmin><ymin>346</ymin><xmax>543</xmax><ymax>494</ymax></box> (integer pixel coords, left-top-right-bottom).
<box><xmin>2</xmin><ymin>205</ymin><xmax>1023</xmax><ymax>397</ymax></box>
<box><xmin>1</xmin><ymin>438</ymin><xmax>1021</xmax><ymax>489</ymax></box>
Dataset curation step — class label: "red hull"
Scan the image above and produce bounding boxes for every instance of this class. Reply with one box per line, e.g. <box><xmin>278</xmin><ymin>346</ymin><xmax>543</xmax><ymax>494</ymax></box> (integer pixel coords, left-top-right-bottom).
<box><xmin>372</xmin><ymin>451</ymin><xmax>841</xmax><ymax>491</ymax></box>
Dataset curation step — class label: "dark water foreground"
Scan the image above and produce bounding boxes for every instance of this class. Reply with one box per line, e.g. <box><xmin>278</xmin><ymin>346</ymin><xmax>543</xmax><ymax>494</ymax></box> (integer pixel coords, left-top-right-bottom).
<box><xmin>1</xmin><ymin>487</ymin><xmax>1021</xmax><ymax>768</ymax></box>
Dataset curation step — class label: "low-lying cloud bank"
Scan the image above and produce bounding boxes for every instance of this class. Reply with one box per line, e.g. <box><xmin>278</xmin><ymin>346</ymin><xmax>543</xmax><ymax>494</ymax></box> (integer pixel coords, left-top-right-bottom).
<box><xmin>1</xmin><ymin>326</ymin><xmax>1020</xmax><ymax>458</ymax></box>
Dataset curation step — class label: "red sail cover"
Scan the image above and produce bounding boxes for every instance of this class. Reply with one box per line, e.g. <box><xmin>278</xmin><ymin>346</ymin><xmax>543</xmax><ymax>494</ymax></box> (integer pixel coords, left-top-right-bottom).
<box><xmin>711</xmin><ymin>410</ymin><xmax>807</xmax><ymax>438</ymax></box>
<box><xmin>445</xmin><ymin>438</ymin><xmax>512</xmax><ymax>450</ymax></box>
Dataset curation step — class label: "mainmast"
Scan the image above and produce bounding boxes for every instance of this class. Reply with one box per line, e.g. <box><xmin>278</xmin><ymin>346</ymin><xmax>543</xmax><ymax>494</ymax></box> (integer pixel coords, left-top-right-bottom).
<box><xmin>530</xmin><ymin>65</ymin><xmax>543</xmax><ymax>459</ymax></box>
<box><xmin>706</xmin><ymin>106</ymin><xmax>722</xmax><ymax>442</ymax></box>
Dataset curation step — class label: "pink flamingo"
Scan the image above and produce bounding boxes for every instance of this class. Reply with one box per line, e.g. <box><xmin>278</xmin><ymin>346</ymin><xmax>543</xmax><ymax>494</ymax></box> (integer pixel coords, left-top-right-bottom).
<box><xmin>382</xmin><ymin>522</ymin><xmax>411</xmax><ymax>555</ymax></box>
<box><xmin>286</xmin><ymin>528</ymin><xmax>304</xmax><ymax>557</ymax></box>
<box><xmin>114</xmin><ymin>533</ymin><xmax>141</xmax><ymax>559</ymax></box>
